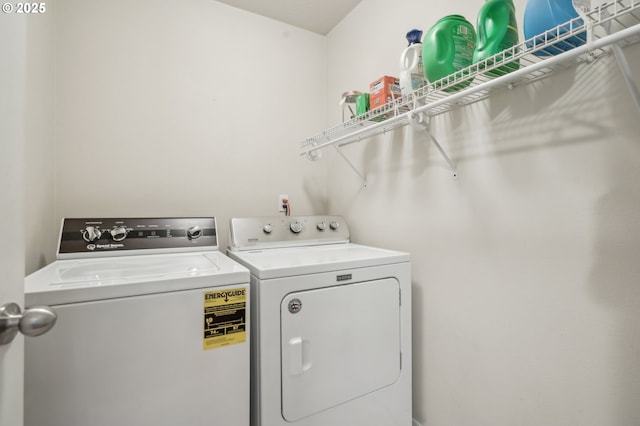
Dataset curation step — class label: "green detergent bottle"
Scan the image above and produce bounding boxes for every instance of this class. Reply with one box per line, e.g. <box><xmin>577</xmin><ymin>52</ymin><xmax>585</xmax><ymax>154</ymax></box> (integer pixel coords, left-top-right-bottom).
<box><xmin>473</xmin><ymin>0</ymin><xmax>520</xmax><ymax>77</ymax></box>
<box><xmin>422</xmin><ymin>15</ymin><xmax>476</xmax><ymax>92</ymax></box>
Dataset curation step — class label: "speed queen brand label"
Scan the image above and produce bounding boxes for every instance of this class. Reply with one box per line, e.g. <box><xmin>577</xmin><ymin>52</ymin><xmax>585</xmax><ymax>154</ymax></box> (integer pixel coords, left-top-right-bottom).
<box><xmin>203</xmin><ymin>287</ymin><xmax>247</xmax><ymax>350</ymax></box>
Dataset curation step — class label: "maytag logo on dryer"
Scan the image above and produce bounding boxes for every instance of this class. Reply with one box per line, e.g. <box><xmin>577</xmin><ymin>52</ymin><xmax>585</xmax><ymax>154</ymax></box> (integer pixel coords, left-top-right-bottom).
<box><xmin>336</xmin><ymin>273</ymin><xmax>352</xmax><ymax>282</ymax></box>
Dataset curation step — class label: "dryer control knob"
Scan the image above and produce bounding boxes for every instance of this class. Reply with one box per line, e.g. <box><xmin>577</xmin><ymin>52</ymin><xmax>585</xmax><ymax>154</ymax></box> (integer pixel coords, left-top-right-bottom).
<box><xmin>187</xmin><ymin>226</ymin><xmax>202</xmax><ymax>240</ymax></box>
<box><xmin>290</xmin><ymin>220</ymin><xmax>303</xmax><ymax>234</ymax></box>
<box><xmin>263</xmin><ymin>224</ymin><xmax>273</xmax><ymax>234</ymax></box>
<box><xmin>329</xmin><ymin>221</ymin><xmax>340</xmax><ymax>230</ymax></box>
<box><xmin>110</xmin><ymin>226</ymin><xmax>128</xmax><ymax>242</ymax></box>
<box><xmin>317</xmin><ymin>221</ymin><xmax>327</xmax><ymax>231</ymax></box>
<box><xmin>82</xmin><ymin>226</ymin><xmax>102</xmax><ymax>243</ymax></box>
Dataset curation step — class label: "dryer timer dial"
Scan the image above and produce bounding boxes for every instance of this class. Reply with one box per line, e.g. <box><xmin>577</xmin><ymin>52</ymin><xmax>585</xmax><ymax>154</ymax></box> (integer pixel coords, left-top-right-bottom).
<box><xmin>82</xmin><ymin>226</ymin><xmax>102</xmax><ymax>243</ymax></box>
<box><xmin>289</xmin><ymin>220</ymin><xmax>303</xmax><ymax>234</ymax></box>
<box><xmin>110</xmin><ymin>226</ymin><xmax>128</xmax><ymax>242</ymax></box>
<box><xmin>187</xmin><ymin>226</ymin><xmax>202</xmax><ymax>240</ymax></box>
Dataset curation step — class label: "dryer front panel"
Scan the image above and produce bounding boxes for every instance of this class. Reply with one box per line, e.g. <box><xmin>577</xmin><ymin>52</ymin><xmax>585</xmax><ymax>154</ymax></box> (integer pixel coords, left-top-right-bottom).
<box><xmin>280</xmin><ymin>278</ymin><xmax>401</xmax><ymax>421</ymax></box>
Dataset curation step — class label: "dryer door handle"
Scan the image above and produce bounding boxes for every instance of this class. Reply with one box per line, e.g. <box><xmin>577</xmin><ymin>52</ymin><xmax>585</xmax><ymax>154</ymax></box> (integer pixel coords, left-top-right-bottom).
<box><xmin>288</xmin><ymin>337</ymin><xmax>303</xmax><ymax>375</ymax></box>
<box><xmin>287</xmin><ymin>337</ymin><xmax>312</xmax><ymax>375</ymax></box>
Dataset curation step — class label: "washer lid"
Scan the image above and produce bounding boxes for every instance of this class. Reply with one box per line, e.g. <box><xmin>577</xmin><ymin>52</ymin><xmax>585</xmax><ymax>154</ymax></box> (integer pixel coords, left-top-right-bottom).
<box><xmin>25</xmin><ymin>252</ymin><xmax>249</xmax><ymax>306</ymax></box>
<box><xmin>226</xmin><ymin>243</ymin><xmax>410</xmax><ymax>279</ymax></box>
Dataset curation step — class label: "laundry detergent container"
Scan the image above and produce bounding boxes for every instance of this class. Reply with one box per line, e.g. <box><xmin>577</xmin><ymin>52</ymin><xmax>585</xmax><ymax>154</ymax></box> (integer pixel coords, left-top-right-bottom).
<box><xmin>422</xmin><ymin>15</ymin><xmax>476</xmax><ymax>92</ymax></box>
<box><xmin>473</xmin><ymin>0</ymin><xmax>520</xmax><ymax>77</ymax></box>
<box><xmin>524</xmin><ymin>0</ymin><xmax>586</xmax><ymax>56</ymax></box>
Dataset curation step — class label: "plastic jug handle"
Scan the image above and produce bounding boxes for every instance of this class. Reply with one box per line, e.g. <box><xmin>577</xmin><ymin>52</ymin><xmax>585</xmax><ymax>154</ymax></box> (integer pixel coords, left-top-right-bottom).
<box><xmin>433</xmin><ymin>28</ymin><xmax>451</xmax><ymax>64</ymax></box>
<box><xmin>401</xmin><ymin>47</ymin><xmax>421</xmax><ymax>70</ymax></box>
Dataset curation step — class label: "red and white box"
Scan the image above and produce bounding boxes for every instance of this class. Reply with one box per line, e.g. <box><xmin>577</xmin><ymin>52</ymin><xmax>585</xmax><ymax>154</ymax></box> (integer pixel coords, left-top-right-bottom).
<box><xmin>369</xmin><ymin>76</ymin><xmax>401</xmax><ymax>109</ymax></box>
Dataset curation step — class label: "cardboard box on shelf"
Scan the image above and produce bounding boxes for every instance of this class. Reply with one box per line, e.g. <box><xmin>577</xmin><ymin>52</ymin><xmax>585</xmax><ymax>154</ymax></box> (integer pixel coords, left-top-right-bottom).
<box><xmin>369</xmin><ymin>76</ymin><xmax>400</xmax><ymax>109</ymax></box>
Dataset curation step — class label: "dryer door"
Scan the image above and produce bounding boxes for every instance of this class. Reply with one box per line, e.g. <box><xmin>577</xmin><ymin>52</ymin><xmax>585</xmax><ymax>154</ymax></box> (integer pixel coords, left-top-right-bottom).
<box><xmin>280</xmin><ymin>278</ymin><xmax>401</xmax><ymax>421</ymax></box>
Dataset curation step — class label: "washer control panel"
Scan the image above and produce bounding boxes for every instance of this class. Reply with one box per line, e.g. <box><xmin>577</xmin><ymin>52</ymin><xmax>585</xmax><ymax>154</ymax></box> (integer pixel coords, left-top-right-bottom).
<box><xmin>228</xmin><ymin>215</ymin><xmax>349</xmax><ymax>251</ymax></box>
<box><xmin>58</xmin><ymin>217</ymin><xmax>218</xmax><ymax>258</ymax></box>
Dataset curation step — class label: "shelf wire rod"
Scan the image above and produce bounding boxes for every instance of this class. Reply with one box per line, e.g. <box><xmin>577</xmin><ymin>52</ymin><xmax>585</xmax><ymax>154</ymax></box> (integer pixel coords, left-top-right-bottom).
<box><xmin>332</xmin><ymin>145</ymin><xmax>367</xmax><ymax>188</ymax></box>
<box><xmin>408</xmin><ymin>22</ymin><xmax>640</xmax><ymax>121</ymax></box>
<box><xmin>301</xmin><ymin>14</ymin><xmax>640</xmax><ymax>157</ymax></box>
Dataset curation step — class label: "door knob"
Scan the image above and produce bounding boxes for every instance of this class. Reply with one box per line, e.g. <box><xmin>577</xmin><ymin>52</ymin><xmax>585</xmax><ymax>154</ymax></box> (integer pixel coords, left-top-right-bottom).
<box><xmin>0</xmin><ymin>303</ymin><xmax>57</xmax><ymax>345</ymax></box>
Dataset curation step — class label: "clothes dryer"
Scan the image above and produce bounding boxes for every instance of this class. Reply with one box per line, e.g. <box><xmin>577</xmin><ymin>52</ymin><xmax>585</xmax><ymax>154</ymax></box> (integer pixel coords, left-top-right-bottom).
<box><xmin>25</xmin><ymin>217</ymin><xmax>250</xmax><ymax>426</ymax></box>
<box><xmin>227</xmin><ymin>215</ymin><xmax>412</xmax><ymax>426</ymax></box>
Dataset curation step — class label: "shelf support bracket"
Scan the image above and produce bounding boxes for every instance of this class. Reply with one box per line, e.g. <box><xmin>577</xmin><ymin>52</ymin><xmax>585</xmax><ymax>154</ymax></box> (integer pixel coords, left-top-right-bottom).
<box><xmin>333</xmin><ymin>145</ymin><xmax>367</xmax><ymax>188</ymax></box>
<box><xmin>428</xmin><ymin>131</ymin><xmax>459</xmax><ymax>178</ymax></box>
<box><xmin>411</xmin><ymin>111</ymin><xmax>458</xmax><ymax>178</ymax></box>
<box><xmin>611</xmin><ymin>44</ymin><xmax>640</xmax><ymax>114</ymax></box>
<box><xmin>594</xmin><ymin>4</ymin><xmax>640</xmax><ymax>114</ymax></box>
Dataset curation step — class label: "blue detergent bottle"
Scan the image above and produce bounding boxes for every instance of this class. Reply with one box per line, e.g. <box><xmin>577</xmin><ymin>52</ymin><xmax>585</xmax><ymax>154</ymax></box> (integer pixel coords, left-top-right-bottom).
<box><xmin>524</xmin><ymin>0</ymin><xmax>586</xmax><ymax>56</ymax></box>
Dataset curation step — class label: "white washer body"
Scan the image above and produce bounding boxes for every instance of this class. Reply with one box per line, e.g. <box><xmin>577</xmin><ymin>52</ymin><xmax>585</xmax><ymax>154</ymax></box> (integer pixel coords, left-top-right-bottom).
<box><xmin>25</xmin><ymin>218</ymin><xmax>251</xmax><ymax>426</ymax></box>
<box><xmin>227</xmin><ymin>216</ymin><xmax>412</xmax><ymax>426</ymax></box>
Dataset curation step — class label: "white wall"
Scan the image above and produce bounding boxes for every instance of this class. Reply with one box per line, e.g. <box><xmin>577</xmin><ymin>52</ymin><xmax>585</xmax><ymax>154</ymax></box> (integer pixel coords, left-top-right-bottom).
<box><xmin>23</xmin><ymin>3</ymin><xmax>56</xmax><ymax>274</ymax></box>
<box><xmin>51</xmin><ymin>0</ymin><xmax>328</xmax><ymax>255</ymax></box>
<box><xmin>326</xmin><ymin>1</ymin><xmax>640</xmax><ymax>425</ymax></box>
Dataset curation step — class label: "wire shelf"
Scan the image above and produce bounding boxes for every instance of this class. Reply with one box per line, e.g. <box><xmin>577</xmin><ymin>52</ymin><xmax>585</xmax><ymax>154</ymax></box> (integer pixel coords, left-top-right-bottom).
<box><xmin>301</xmin><ymin>0</ymin><xmax>640</xmax><ymax>157</ymax></box>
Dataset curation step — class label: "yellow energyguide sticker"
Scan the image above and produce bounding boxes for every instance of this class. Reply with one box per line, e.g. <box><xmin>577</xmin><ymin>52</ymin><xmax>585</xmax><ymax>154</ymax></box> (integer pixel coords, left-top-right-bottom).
<box><xmin>203</xmin><ymin>287</ymin><xmax>247</xmax><ymax>350</ymax></box>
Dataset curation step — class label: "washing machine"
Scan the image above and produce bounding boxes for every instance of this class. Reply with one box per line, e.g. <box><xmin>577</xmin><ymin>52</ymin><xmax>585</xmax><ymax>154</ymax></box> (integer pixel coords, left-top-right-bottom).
<box><xmin>25</xmin><ymin>217</ymin><xmax>250</xmax><ymax>426</ymax></box>
<box><xmin>227</xmin><ymin>215</ymin><xmax>412</xmax><ymax>426</ymax></box>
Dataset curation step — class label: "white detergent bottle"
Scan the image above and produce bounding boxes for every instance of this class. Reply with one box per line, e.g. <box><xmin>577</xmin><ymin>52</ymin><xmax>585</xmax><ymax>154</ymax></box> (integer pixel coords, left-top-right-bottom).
<box><xmin>400</xmin><ymin>29</ymin><xmax>429</xmax><ymax>129</ymax></box>
<box><xmin>399</xmin><ymin>29</ymin><xmax>427</xmax><ymax>99</ymax></box>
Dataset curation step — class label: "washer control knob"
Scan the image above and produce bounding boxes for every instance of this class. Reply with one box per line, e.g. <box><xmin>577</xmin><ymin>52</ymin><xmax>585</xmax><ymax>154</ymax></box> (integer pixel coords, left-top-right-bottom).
<box><xmin>263</xmin><ymin>224</ymin><xmax>273</xmax><ymax>234</ymax></box>
<box><xmin>329</xmin><ymin>221</ymin><xmax>340</xmax><ymax>230</ymax></box>
<box><xmin>110</xmin><ymin>226</ymin><xmax>128</xmax><ymax>242</ymax></box>
<box><xmin>187</xmin><ymin>226</ymin><xmax>202</xmax><ymax>240</ymax></box>
<box><xmin>290</xmin><ymin>220</ymin><xmax>303</xmax><ymax>234</ymax></box>
<box><xmin>82</xmin><ymin>226</ymin><xmax>102</xmax><ymax>243</ymax></box>
<box><xmin>317</xmin><ymin>221</ymin><xmax>327</xmax><ymax>231</ymax></box>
